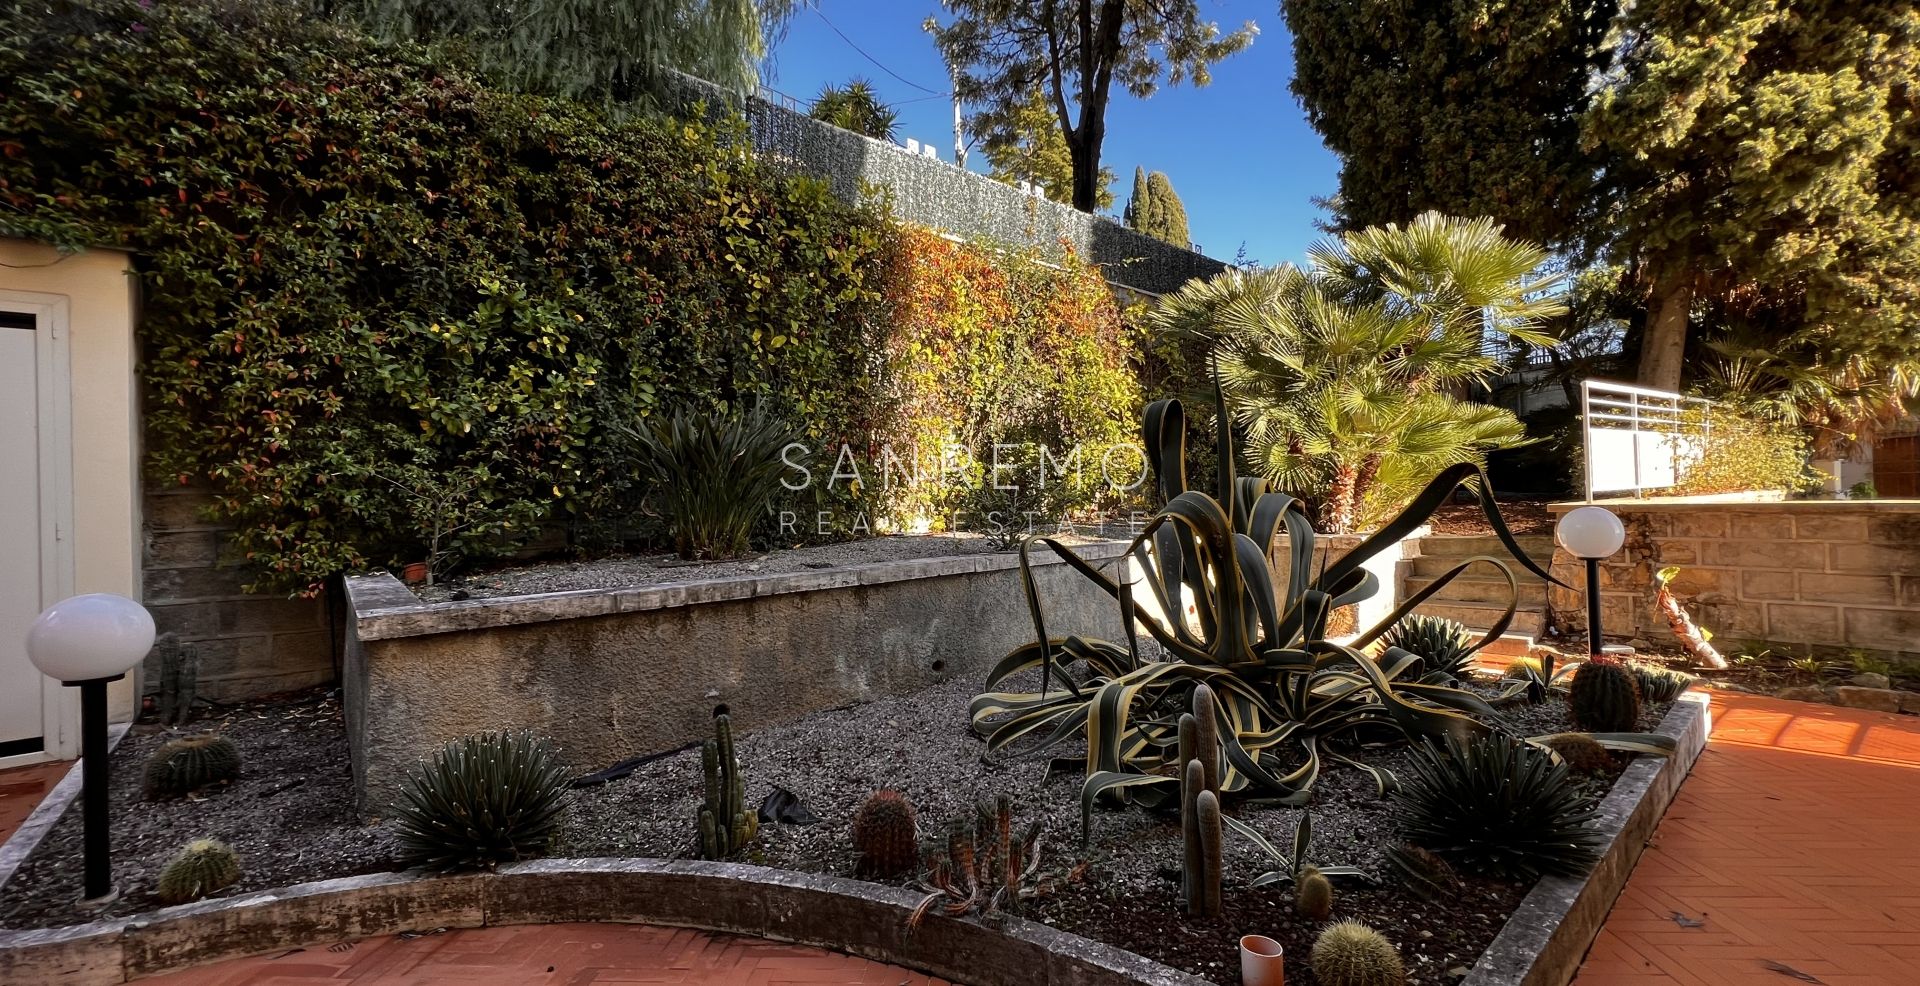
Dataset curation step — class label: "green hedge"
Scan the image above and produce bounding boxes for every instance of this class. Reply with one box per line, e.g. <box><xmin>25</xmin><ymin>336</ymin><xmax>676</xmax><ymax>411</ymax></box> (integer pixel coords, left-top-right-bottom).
<box><xmin>0</xmin><ymin>0</ymin><xmax>1142</xmax><ymax>592</ymax></box>
<box><xmin>3</xmin><ymin>0</ymin><xmax>895</xmax><ymax>590</ymax></box>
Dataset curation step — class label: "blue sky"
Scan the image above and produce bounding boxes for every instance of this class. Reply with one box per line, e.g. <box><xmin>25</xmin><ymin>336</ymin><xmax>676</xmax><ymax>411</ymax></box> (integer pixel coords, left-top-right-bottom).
<box><xmin>765</xmin><ymin>0</ymin><xmax>1340</xmax><ymax>267</ymax></box>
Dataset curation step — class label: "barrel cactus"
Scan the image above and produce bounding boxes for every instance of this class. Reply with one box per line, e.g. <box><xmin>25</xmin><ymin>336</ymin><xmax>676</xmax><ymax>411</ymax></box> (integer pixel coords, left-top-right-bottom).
<box><xmin>1296</xmin><ymin>864</ymin><xmax>1334</xmax><ymax>921</ymax></box>
<box><xmin>851</xmin><ymin>789</ymin><xmax>919</xmax><ymax>877</ymax></box>
<box><xmin>143</xmin><ymin>734</ymin><xmax>240</xmax><ymax>799</ymax></box>
<box><xmin>1312</xmin><ymin>920</ymin><xmax>1406</xmax><ymax>986</ymax></box>
<box><xmin>1534</xmin><ymin>732</ymin><xmax>1614</xmax><ymax>774</ymax></box>
<box><xmin>1571</xmin><ymin>657</ymin><xmax>1642</xmax><ymax>732</ymax></box>
<box><xmin>155</xmin><ymin>838</ymin><xmax>241</xmax><ymax>905</ymax></box>
<box><xmin>391</xmin><ymin>730</ymin><xmax>570</xmax><ymax>871</ymax></box>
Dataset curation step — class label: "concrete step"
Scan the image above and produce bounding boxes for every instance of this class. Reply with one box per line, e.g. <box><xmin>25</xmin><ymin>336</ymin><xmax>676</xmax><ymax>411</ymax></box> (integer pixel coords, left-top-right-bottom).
<box><xmin>1403</xmin><ymin>574</ymin><xmax>1548</xmax><ymax>607</ymax></box>
<box><xmin>1404</xmin><ymin>600</ymin><xmax>1547</xmax><ymax>640</ymax></box>
<box><xmin>1408</xmin><ymin>554</ymin><xmax>1560</xmax><ymax>580</ymax></box>
<box><xmin>1417</xmin><ymin>534</ymin><xmax>1557</xmax><ymax>559</ymax></box>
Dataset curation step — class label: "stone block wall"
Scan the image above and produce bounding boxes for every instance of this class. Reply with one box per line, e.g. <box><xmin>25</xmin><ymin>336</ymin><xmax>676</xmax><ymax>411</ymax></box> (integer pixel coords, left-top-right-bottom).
<box><xmin>141</xmin><ymin>486</ymin><xmax>336</xmax><ymax>702</ymax></box>
<box><xmin>1546</xmin><ymin>500</ymin><xmax>1920</xmax><ymax>661</ymax></box>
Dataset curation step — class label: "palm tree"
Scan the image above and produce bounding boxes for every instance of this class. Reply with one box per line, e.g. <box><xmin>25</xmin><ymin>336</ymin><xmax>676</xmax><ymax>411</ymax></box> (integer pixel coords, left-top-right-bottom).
<box><xmin>1151</xmin><ymin>213</ymin><xmax>1565</xmax><ymax>532</ymax></box>
<box><xmin>809</xmin><ymin>78</ymin><xmax>898</xmax><ymax>141</ymax></box>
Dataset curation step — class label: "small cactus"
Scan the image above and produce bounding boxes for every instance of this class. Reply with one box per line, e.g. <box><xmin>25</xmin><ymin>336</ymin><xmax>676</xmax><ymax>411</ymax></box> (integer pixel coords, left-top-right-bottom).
<box><xmin>1296</xmin><ymin>864</ymin><xmax>1333</xmax><ymax>921</ymax></box>
<box><xmin>155</xmin><ymin>838</ymin><xmax>241</xmax><ymax>905</ymax></box>
<box><xmin>1384</xmin><ymin>841</ymin><xmax>1457</xmax><ymax>898</ymax></box>
<box><xmin>851</xmin><ymin>790</ymin><xmax>919</xmax><ymax>877</ymax></box>
<box><xmin>1570</xmin><ymin>656</ymin><xmax>1642</xmax><ymax>732</ymax></box>
<box><xmin>143</xmin><ymin>734</ymin><xmax>240</xmax><ymax>799</ymax></box>
<box><xmin>1535</xmin><ymin>732</ymin><xmax>1614</xmax><ymax>774</ymax></box>
<box><xmin>1312</xmin><ymin>919</ymin><xmax>1406</xmax><ymax>986</ymax></box>
<box><xmin>698</xmin><ymin>714</ymin><xmax>758</xmax><ymax>859</ymax></box>
<box><xmin>1632</xmin><ymin>663</ymin><xmax>1696</xmax><ymax>702</ymax></box>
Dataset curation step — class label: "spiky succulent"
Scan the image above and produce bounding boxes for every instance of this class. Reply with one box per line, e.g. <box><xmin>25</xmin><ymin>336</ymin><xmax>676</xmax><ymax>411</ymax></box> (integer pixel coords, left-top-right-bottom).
<box><xmin>1631</xmin><ymin>663</ymin><xmax>1696</xmax><ymax>703</ymax></box>
<box><xmin>1571</xmin><ymin>657</ymin><xmax>1642</xmax><ymax>732</ymax></box>
<box><xmin>391</xmin><ymin>730</ymin><xmax>570</xmax><ymax>871</ymax></box>
<box><xmin>1296</xmin><ymin>864</ymin><xmax>1333</xmax><ymax>921</ymax></box>
<box><xmin>1383</xmin><ymin>615</ymin><xmax>1477</xmax><ymax>679</ymax></box>
<box><xmin>1312</xmin><ymin>920</ymin><xmax>1406</xmax><ymax>986</ymax></box>
<box><xmin>1533</xmin><ymin>732</ymin><xmax>1614</xmax><ymax>774</ymax></box>
<box><xmin>851</xmin><ymin>790</ymin><xmax>919</xmax><ymax>877</ymax></box>
<box><xmin>1391</xmin><ymin>733</ymin><xmax>1603</xmax><ymax>881</ymax></box>
<box><xmin>143</xmin><ymin>734</ymin><xmax>240</xmax><ymax>799</ymax></box>
<box><xmin>155</xmin><ymin>838</ymin><xmax>241</xmax><ymax>905</ymax></box>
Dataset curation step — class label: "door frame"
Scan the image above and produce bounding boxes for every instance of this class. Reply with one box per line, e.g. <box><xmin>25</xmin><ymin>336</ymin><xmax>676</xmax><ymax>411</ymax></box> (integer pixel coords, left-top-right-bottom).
<box><xmin>0</xmin><ymin>289</ymin><xmax>78</xmax><ymax>768</ymax></box>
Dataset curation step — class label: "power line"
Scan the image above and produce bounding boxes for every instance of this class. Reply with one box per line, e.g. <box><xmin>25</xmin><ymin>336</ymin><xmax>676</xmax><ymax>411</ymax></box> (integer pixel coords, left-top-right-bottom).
<box><xmin>810</xmin><ymin>7</ymin><xmax>945</xmax><ymax>96</ymax></box>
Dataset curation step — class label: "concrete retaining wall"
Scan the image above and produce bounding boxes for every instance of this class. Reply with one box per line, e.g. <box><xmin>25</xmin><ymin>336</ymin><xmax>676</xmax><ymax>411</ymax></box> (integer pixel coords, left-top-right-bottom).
<box><xmin>141</xmin><ymin>487</ymin><xmax>335</xmax><ymax>703</ymax></box>
<box><xmin>1546</xmin><ymin>500</ymin><xmax>1920</xmax><ymax>660</ymax></box>
<box><xmin>344</xmin><ymin>541</ymin><xmax>1135</xmax><ymax>811</ymax></box>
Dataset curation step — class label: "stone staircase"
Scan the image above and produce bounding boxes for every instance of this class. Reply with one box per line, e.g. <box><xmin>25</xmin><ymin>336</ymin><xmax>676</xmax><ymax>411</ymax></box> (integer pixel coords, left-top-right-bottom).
<box><xmin>1399</xmin><ymin>534</ymin><xmax>1557</xmax><ymax>657</ymax></box>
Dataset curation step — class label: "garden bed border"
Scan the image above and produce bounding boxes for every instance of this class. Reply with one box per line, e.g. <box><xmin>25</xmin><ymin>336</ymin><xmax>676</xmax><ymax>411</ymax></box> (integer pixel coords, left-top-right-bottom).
<box><xmin>1461</xmin><ymin>691</ymin><xmax>1712</xmax><ymax>986</ymax></box>
<box><xmin>0</xmin><ymin>693</ymin><xmax>1710</xmax><ymax>986</ymax></box>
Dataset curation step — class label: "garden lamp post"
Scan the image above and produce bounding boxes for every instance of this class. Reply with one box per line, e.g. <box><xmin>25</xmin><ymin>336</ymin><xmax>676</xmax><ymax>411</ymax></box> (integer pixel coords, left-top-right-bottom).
<box><xmin>25</xmin><ymin>593</ymin><xmax>155</xmax><ymax>902</ymax></box>
<box><xmin>1555</xmin><ymin>506</ymin><xmax>1626</xmax><ymax>658</ymax></box>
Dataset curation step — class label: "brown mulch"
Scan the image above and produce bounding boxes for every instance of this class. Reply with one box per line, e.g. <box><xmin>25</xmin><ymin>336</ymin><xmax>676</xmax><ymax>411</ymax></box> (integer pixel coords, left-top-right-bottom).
<box><xmin>1429</xmin><ymin>500</ymin><xmax>1554</xmax><ymax>536</ymax></box>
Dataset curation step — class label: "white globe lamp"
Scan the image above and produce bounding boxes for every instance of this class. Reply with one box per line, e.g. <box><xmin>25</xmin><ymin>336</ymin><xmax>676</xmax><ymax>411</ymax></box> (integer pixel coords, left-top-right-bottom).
<box><xmin>25</xmin><ymin>593</ymin><xmax>154</xmax><ymax>902</ymax></box>
<box><xmin>1555</xmin><ymin>506</ymin><xmax>1625</xmax><ymax>660</ymax></box>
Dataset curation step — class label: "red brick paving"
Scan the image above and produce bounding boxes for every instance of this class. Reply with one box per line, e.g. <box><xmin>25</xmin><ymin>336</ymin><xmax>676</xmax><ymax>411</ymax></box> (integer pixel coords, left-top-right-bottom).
<box><xmin>1573</xmin><ymin>691</ymin><xmax>1920</xmax><ymax>986</ymax></box>
<box><xmin>137</xmin><ymin>923</ymin><xmax>957</xmax><ymax>985</ymax></box>
<box><xmin>0</xmin><ymin>760</ymin><xmax>68</xmax><ymax>843</ymax></box>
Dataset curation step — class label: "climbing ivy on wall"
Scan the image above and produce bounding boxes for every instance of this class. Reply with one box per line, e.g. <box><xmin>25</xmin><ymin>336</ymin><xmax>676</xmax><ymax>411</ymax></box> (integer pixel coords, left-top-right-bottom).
<box><xmin>0</xmin><ymin>0</ymin><xmax>1146</xmax><ymax>593</ymax></box>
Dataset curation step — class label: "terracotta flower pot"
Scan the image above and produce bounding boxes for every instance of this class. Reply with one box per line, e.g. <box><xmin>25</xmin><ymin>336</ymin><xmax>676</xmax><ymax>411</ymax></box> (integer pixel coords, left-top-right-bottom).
<box><xmin>1240</xmin><ymin>935</ymin><xmax>1284</xmax><ymax>986</ymax></box>
<box><xmin>401</xmin><ymin>562</ymin><xmax>430</xmax><ymax>585</ymax></box>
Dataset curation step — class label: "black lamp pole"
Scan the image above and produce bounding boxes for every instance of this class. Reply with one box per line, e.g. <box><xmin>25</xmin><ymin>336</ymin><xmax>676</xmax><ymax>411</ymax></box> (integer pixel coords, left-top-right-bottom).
<box><xmin>1585</xmin><ymin>557</ymin><xmax>1603</xmax><ymax>659</ymax></box>
<box><xmin>71</xmin><ymin>674</ymin><xmax>122</xmax><ymax>901</ymax></box>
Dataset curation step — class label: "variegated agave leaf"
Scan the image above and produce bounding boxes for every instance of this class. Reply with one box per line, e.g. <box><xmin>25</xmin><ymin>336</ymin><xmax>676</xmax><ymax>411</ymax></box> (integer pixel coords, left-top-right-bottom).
<box><xmin>973</xmin><ymin>396</ymin><xmax>1570</xmax><ymax>840</ymax></box>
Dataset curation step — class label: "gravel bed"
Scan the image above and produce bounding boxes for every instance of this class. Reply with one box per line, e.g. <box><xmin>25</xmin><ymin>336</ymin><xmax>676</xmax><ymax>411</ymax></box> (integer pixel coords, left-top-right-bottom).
<box><xmin>0</xmin><ymin>689</ymin><xmax>402</xmax><ymax>929</ymax></box>
<box><xmin>565</xmin><ymin>671</ymin><xmax>1669</xmax><ymax>986</ymax></box>
<box><xmin>418</xmin><ymin>529</ymin><xmax>1121</xmax><ymax>602</ymax></box>
<box><xmin>0</xmin><ymin>673</ymin><xmax>1669</xmax><ymax>986</ymax></box>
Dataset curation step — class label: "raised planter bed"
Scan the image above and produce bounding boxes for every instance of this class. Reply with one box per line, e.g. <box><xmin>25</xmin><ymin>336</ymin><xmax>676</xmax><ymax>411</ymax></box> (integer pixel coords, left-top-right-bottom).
<box><xmin>0</xmin><ymin>684</ymin><xmax>1708</xmax><ymax>986</ymax></box>
<box><xmin>343</xmin><ymin>536</ymin><xmax>1133</xmax><ymax>811</ymax></box>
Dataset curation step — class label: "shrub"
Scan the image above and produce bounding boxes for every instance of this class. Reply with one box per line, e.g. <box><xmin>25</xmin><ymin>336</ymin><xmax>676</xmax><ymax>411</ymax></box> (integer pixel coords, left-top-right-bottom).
<box><xmin>619</xmin><ymin>402</ymin><xmax>797</xmax><ymax>560</ymax></box>
<box><xmin>1311</xmin><ymin>920</ymin><xmax>1406</xmax><ymax>986</ymax></box>
<box><xmin>1391</xmin><ymin>734</ymin><xmax>1603</xmax><ymax>880</ymax></box>
<box><xmin>0</xmin><ymin>0</ymin><xmax>892</xmax><ymax>593</ymax></box>
<box><xmin>1672</xmin><ymin>406</ymin><xmax>1820</xmax><ymax>496</ymax></box>
<box><xmin>392</xmin><ymin>731</ymin><xmax>570</xmax><ymax>871</ymax></box>
<box><xmin>956</xmin><ymin>441</ymin><xmax>1077</xmax><ymax>548</ymax></box>
<box><xmin>143</xmin><ymin>734</ymin><xmax>240</xmax><ymax>800</ymax></box>
<box><xmin>155</xmin><ymin>838</ymin><xmax>241</xmax><ymax>905</ymax></box>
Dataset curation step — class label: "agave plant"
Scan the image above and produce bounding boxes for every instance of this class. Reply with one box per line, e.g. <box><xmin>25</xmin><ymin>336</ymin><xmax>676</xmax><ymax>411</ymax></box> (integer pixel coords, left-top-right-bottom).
<box><xmin>1391</xmin><ymin>733</ymin><xmax>1604</xmax><ymax>881</ymax></box>
<box><xmin>971</xmin><ymin>391</ymin><xmax>1566</xmax><ymax>837</ymax></box>
<box><xmin>617</xmin><ymin>400</ymin><xmax>797</xmax><ymax>560</ymax></box>
<box><xmin>1224</xmin><ymin>811</ymin><xmax>1367</xmax><ymax>889</ymax></box>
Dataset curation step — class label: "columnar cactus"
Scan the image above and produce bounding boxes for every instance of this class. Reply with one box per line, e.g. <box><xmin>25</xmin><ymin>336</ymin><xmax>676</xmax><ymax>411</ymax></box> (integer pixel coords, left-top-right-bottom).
<box><xmin>155</xmin><ymin>838</ymin><xmax>241</xmax><ymax>905</ymax></box>
<box><xmin>1179</xmin><ymin>684</ymin><xmax>1226</xmax><ymax>917</ymax></box>
<box><xmin>153</xmin><ymin>633</ymin><xmax>199</xmax><ymax>727</ymax></box>
<box><xmin>143</xmin><ymin>734</ymin><xmax>240</xmax><ymax>799</ymax></box>
<box><xmin>852</xmin><ymin>789</ymin><xmax>919</xmax><ymax>877</ymax></box>
<box><xmin>698</xmin><ymin>714</ymin><xmax>758</xmax><ymax>859</ymax></box>
<box><xmin>1570</xmin><ymin>657</ymin><xmax>1642</xmax><ymax>732</ymax></box>
<box><xmin>1312</xmin><ymin>920</ymin><xmax>1406</xmax><ymax>986</ymax></box>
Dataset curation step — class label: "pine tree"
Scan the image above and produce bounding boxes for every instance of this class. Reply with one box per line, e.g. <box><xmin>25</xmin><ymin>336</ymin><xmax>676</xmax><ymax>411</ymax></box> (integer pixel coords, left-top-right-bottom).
<box><xmin>982</xmin><ymin>88</ymin><xmax>1114</xmax><ymax>207</ymax></box>
<box><xmin>1585</xmin><ymin>0</ymin><xmax>1920</xmax><ymax>393</ymax></box>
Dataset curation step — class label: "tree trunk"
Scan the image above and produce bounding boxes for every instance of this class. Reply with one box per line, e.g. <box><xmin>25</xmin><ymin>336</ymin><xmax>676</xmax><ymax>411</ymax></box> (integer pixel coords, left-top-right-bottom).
<box><xmin>1638</xmin><ymin>270</ymin><xmax>1692</xmax><ymax>392</ymax></box>
<box><xmin>1325</xmin><ymin>463</ymin><xmax>1359</xmax><ymax>534</ymax></box>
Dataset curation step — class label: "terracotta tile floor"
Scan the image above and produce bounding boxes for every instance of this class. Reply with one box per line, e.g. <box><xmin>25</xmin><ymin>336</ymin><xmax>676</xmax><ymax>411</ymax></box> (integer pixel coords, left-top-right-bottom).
<box><xmin>1573</xmin><ymin>691</ymin><xmax>1920</xmax><ymax>986</ymax></box>
<box><xmin>137</xmin><ymin>923</ymin><xmax>954</xmax><ymax>985</ymax></box>
<box><xmin>0</xmin><ymin>759</ymin><xmax>69</xmax><ymax>843</ymax></box>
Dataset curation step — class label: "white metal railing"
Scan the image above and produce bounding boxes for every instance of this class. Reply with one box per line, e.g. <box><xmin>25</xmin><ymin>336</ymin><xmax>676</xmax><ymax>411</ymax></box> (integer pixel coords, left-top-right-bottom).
<box><xmin>1580</xmin><ymin>380</ymin><xmax>1714</xmax><ymax>501</ymax></box>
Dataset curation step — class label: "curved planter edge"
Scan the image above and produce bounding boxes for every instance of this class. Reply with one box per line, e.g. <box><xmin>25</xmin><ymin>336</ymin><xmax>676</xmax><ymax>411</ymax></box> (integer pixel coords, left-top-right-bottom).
<box><xmin>0</xmin><ymin>858</ymin><xmax>1211</xmax><ymax>986</ymax></box>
